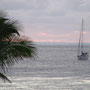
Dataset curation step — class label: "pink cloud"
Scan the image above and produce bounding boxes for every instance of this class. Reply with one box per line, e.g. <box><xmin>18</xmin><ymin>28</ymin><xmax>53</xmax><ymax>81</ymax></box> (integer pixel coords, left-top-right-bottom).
<box><xmin>39</xmin><ymin>32</ymin><xmax>48</xmax><ymax>36</ymax></box>
<box><xmin>38</xmin><ymin>32</ymin><xmax>71</xmax><ymax>38</ymax></box>
<box><xmin>34</xmin><ymin>39</ymin><xmax>79</xmax><ymax>43</ymax></box>
<box><xmin>24</xmin><ymin>30</ymin><xmax>90</xmax><ymax>43</ymax></box>
<box><xmin>83</xmin><ymin>31</ymin><xmax>87</xmax><ymax>34</ymax></box>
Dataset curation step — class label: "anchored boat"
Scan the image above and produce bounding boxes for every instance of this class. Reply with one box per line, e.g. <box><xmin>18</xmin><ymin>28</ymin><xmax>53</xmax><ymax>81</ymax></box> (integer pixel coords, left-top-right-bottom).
<box><xmin>77</xmin><ymin>19</ymin><xmax>89</xmax><ymax>60</ymax></box>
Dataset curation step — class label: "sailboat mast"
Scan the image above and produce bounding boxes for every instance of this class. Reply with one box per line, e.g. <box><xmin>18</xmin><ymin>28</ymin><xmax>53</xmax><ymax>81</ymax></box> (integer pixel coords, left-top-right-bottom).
<box><xmin>81</xmin><ymin>19</ymin><xmax>84</xmax><ymax>52</ymax></box>
<box><xmin>78</xmin><ymin>18</ymin><xmax>84</xmax><ymax>55</ymax></box>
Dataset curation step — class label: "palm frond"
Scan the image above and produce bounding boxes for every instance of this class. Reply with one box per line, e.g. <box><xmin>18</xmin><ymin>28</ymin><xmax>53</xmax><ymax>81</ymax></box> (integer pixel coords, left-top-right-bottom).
<box><xmin>0</xmin><ymin>11</ymin><xmax>37</xmax><ymax>83</ymax></box>
<box><xmin>0</xmin><ymin>38</ymin><xmax>36</xmax><ymax>71</ymax></box>
<box><xmin>0</xmin><ymin>17</ymin><xmax>20</xmax><ymax>40</ymax></box>
<box><xmin>0</xmin><ymin>73</ymin><xmax>11</xmax><ymax>83</ymax></box>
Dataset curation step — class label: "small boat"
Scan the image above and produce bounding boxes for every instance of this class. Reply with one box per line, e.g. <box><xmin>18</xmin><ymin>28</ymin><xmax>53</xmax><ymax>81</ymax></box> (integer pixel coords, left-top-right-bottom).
<box><xmin>77</xmin><ymin>19</ymin><xmax>89</xmax><ymax>60</ymax></box>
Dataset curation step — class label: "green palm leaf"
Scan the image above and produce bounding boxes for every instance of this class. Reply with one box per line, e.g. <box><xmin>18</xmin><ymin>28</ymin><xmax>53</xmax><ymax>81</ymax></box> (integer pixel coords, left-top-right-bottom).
<box><xmin>0</xmin><ymin>17</ymin><xmax>20</xmax><ymax>40</ymax></box>
<box><xmin>0</xmin><ymin>11</ymin><xmax>37</xmax><ymax>83</ymax></box>
<box><xmin>0</xmin><ymin>38</ymin><xmax>36</xmax><ymax>71</ymax></box>
<box><xmin>0</xmin><ymin>73</ymin><xmax>11</xmax><ymax>83</ymax></box>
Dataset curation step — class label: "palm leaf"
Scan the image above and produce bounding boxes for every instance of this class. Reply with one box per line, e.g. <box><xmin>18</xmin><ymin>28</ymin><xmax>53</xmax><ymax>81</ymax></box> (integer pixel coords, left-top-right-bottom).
<box><xmin>0</xmin><ymin>73</ymin><xmax>11</xmax><ymax>83</ymax></box>
<box><xmin>0</xmin><ymin>38</ymin><xmax>36</xmax><ymax>71</ymax></box>
<box><xmin>0</xmin><ymin>17</ymin><xmax>20</xmax><ymax>40</ymax></box>
<box><xmin>0</xmin><ymin>11</ymin><xmax>37</xmax><ymax>83</ymax></box>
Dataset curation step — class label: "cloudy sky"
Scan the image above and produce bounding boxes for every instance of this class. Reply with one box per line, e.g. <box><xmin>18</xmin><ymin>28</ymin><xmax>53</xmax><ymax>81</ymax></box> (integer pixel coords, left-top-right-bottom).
<box><xmin>0</xmin><ymin>0</ymin><xmax>90</xmax><ymax>42</ymax></box>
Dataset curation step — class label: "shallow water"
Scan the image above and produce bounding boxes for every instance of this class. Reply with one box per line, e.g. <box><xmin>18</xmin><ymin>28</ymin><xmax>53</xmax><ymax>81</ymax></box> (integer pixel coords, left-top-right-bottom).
<box><xmin>1</xmin><ymin>44</ymin><xmax>90</xmax><ymax>90</ymax></box>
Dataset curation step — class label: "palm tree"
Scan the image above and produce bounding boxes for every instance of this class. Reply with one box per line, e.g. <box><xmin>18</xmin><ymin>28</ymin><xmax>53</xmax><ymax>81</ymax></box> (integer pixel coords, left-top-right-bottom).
<box><xmin>0</xmin><ymin>11</ymin><xmax>36</xmax><ymax>83</ymax></box>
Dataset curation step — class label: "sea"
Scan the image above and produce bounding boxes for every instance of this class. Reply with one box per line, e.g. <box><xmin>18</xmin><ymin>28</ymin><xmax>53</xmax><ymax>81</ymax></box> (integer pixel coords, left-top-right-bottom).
<box><xmin>1</xmin><ymin>43</ymin><xmax>90</xmax><ymax>90</ymax></box>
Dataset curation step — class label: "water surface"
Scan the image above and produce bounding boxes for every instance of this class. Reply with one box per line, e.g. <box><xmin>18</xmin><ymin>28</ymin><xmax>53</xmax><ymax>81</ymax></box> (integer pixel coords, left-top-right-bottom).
<box><xmin>1</xmin><ymin>44</ymin><xmax>90</xmax><ymax>90</ymax></box>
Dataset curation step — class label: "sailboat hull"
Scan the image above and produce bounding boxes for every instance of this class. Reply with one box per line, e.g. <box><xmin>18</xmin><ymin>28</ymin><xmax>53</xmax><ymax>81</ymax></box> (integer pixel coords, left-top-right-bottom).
<box><xmin>77</xmin><ymin>54</ymin><xmax>89</xmax><ymax>60</ymax></box>
<box><xmin>77</xmin><ymin>19</ymin><xmax>89</xmax><ymax>60</ymax></box>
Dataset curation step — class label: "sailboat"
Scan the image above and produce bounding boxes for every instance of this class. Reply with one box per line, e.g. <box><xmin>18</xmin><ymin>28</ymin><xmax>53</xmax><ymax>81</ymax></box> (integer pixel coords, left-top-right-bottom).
<box><xmin>77</xmin><ymin>19</ymin><xmax>89</xmax><ymax>60</ymax></box>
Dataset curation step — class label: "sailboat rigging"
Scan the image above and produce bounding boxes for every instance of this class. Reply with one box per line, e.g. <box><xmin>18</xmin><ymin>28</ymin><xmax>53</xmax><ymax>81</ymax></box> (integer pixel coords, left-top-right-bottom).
<box><xmin>77</xmin><ymin>19</ymin><xmax>89</xmax><ymax>60</ymax></box>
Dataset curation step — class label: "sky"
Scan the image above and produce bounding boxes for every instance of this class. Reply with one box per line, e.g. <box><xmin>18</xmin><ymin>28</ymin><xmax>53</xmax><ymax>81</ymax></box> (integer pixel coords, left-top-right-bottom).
<box><xmin>0</xmin><ymin>0</ymin><xmax>90</xmax><ymax>43</ymax></box>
